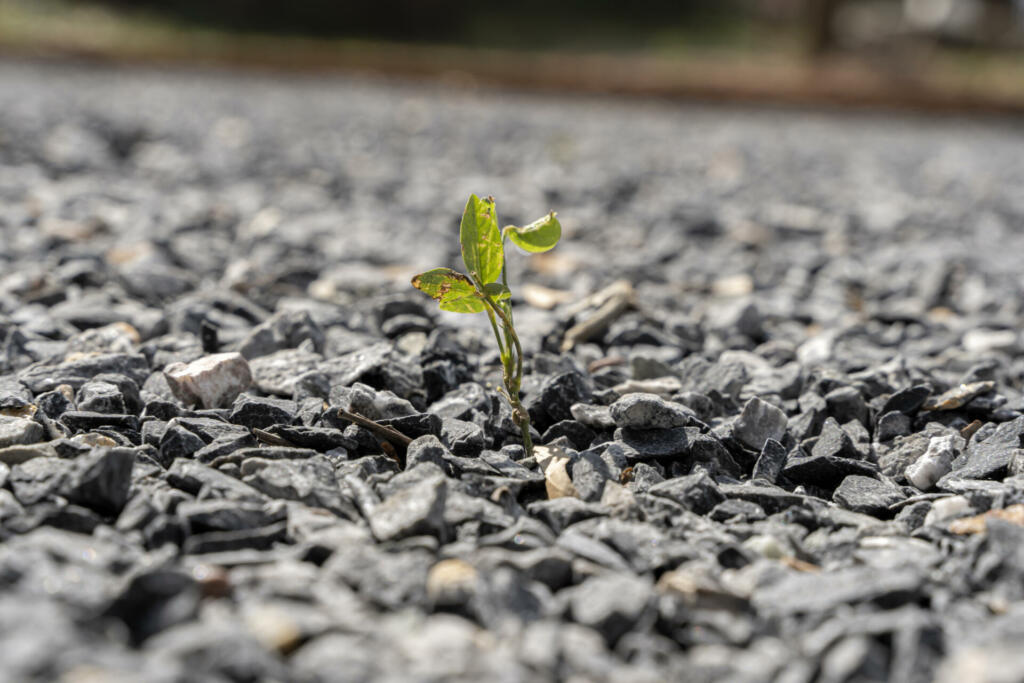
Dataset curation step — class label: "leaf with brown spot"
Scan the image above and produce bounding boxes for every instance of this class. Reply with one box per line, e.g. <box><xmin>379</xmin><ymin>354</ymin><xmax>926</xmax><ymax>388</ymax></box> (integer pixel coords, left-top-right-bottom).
<box><xmin>411</xmin><ymin>267</ymin><xmax>486</xmax><ymax>313</ymax></box>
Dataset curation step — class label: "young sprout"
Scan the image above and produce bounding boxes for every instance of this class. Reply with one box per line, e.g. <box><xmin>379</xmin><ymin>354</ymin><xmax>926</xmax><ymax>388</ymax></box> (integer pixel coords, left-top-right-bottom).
<box><xmin>412</xmin><ymin>194</ymin><xmax>561</xmax><ymax>457</ymax></box>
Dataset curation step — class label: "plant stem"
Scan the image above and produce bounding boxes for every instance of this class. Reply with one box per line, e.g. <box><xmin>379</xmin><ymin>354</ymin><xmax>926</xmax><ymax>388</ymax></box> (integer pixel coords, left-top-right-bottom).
<box><xmin>482</xmin><ymin>294</ymin><xmax>533</xmax><ymax>457</ymax></box>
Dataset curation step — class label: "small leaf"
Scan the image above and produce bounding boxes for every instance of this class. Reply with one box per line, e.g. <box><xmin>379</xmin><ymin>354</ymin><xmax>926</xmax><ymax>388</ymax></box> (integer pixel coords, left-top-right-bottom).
<box><xmin>411</xmin><ymin>267</ymin><xmax>485</xmax><ymax>314</ymax></box>
<box><xmin>460</xmin><ymin>194</ymin><xmax>503</xmax><ymax>285</ymax></box>
<box><xmin>482</xmin><ymin>282</ymin><xmax>511</xmax><ymax>301</ymax></box>
<box><xmin>505</xmin><ymin>212</ymin><xmax>561</xmax><ymax>253</ymax></box>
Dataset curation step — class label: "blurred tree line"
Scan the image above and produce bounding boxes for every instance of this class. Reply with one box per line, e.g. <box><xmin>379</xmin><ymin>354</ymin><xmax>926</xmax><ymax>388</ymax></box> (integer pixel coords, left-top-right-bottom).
<box><xmin>84</xmin><ymin>0</ymin><xmax>762</xmax><ymax>43</ymax></box>
<box><xmin>75</xmin><ymin>0</ymin><xmax>1024</xmax><ymax>52</ymax></box>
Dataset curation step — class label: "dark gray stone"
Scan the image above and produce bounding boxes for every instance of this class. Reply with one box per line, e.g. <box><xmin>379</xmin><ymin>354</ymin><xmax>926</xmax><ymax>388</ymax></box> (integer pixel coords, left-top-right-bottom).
<box><xmin>59</xmin><ymin>411</ymin><xmax>141</xmax><ymax>434</ymax></box>
<box><xmin>881</xmin><ymin>385</ymin><xmax>932</xmax><ymax>415</ymax></box>
<box><xmin>568</xmin><ymin>573</ymin><xmax>655</xmax><ymax>645</ymax></box>
<box><xmin>0</xmin><ymin>416</ymin><xmax>44</xmax><ymax>448</ymax></box>
<box><xmin>240</xmin><ymin>455</ymin><xmax>353</xmax><ymax>517</ymax></box>
<box><xmin>832</xmin><ymin>475</ymin><xmax>906</xmax><ymax>516</ymax></box>
<box><xmin>183</xmin><ymin>521</ymin><xmax>289</xmax><ymax>554</ymax></box>
<box><xmin>193</xmin><ymin>433</ymin><xmax>259</xmax><ymax>463</ymax></box>
<box><xmin>733</xmin><ymin>397</ymin><xmax>788</xmax><ymax>451</ymax></box>
<box><xmin>440</xmin><ymin>417</ymin><xmax>485</xmax><ymax>457</ymax></box>
<box><xmin>542</xmin><ymin>420</ymin><xmax>596</xmax><ymax>450</ymax></box>
<box><xmin>75</xmin><ymin>380</ymin><xmax>127</xmax><ymax>414</ymax></box>
<box><xmin>570</xmin><ymin>403</ymin><xmax>616</xmax><ymax>431</ymax></box>
<box><xmin>609</xmin><ymin>393</ymin><xmax>692</xmax><ymax>430</ymax></box>
<box><xmin>569</xmin><ymin>450</ymin><xmax>618</xmax><ymax>502</ymax></box>
<box><xmin>63</xmin><ymin>447</ymin><xmax>135</xmax><ymax>515</ymax></box>
<box><xmin>614</xmin><ymin>426</ymin><xmax>689</xmax><ymax>459</ymax></box>
<box><xmin>165</xmin><ymin>460</ymin><xmax>267</xmax><ymax>503</ymax></box>
<box><xmin>238</xmin><ymin>309</ymin><xmax>325</xmax><ymax>359</ymax></box>
<box><xmin>647</xmin><ymin>469</ymin><xmax>724</xmax><ymax>514</ymax></box>
<box><xmin>811</xmin><ymin>417</ymin><xmax>861</xmax><ymax>460</ymax></box>
<box><xmin>177</xmin><ymin>499</ymin><xmax>286</xmax><ymax>533</ymax></box>
<box><xmin>18</xmin><ymin>353</ymin><xmax>150</xmax><ymax>392</ymax></box>
<box><xmin>103</xmin><ymin>569</ymin><xmax>201</xmax><ymax>645</ymax></box>
<box><xmin>228</xmin><ymin>394</ymin><xmax>297</xmax><ymax>429</ymax></box>
<box><xmin>783</xmin><ymin>451</ymin><xmax>880</xmax><ymax>491</ymax></box>
<box><xmin>528</xmin><ymin>497</ymin><xmax>606</xmax><ymax>534</ymax></box>
<box><xmin>319</xmin><ymin>342</ymin><xmax>423</xmax><ymax>402</ymax></box>
<box><xmin>949</xmin><ymin>416</ymin><xmax>1024</xmax><ymax>480</ymax></box>
<box><xmin>529</xmin><ymin>371</ymin><xmax>592</xmax><ymax>430</ymax></box>
<box><xmin>368</xmin><ymin>475</ymin><xmax>448</xmax><ymax>542</ymax></box>
<box><xmin>35</xmin><ymin>388</ymin><xmax>75</xmax><ymax>419</ymax></box>
<box><xmin>709</xmin><ymin>498</ymin><xmax>766</xmax><ymax>522</ymax></box>
<box><xmin>159</xmin><ymin>423</ymin><xmax>206</xmax><ymax>465</ymax></box>
<box><xmin>405</xmin><ymin>434</ymin><xmax>452</xmax><ymax>471</ymax></box>
<box><xmin>825</xmin><ymin>386</ymin><xmax>870</xmax><ymax>428</ymax></box>
<box><xmin>876</xmin><ymin>410</ymin><xmax>912</xmax><ymax>442</ymax></box>
<box><xmin>752</xmin><ymin>566</ymin><xmax>925</xmax><ymax>616</ymax></box>
<box><xmin>718</xmin><ymin>482</ymin><xmax>808</xmax><ymax>513</ymax></box>
<box><xmin>262</xmin><ymin>424</ymin><xmax>359</xmax><ymax>452</ymax></box>
<box><xmin>751</xmin><ymin>438</ymin><xmax>788</xmax><ymax>484</ymax></box>
<box><xmin>172</xmin><ymin>417</ymin><xmax>250</xmax><ymax>443</ymax></box>
<box><xmin>8</xmin><ymin>457</ymin><xmax>69</xmax><ymax>505</ymax></box>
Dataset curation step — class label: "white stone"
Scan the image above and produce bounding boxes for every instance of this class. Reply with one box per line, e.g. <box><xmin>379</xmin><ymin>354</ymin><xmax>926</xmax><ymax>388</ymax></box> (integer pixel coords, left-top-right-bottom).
<box><xmin>962</xmin><ymin>328</ymin><xmax>1018</xmax><ymax>354</ymax></box>
<box><xmin>742</xmin><ymin>534</ymin><xmax>788</xmax><ymax>559</ymax></box>
<box><xmin>163</xmin><ymin>352</ymin><xmax>252</xmax><ymax>409</ymax></box>
<box><xmin>924</xmin><ymin>495</ymin><xmax>972</xmax><ymax>527</ymax></box>
<box><xmin>905</xmin><ymin>435</ymin><xmax>958</xmax><ymax>490</ymax></box>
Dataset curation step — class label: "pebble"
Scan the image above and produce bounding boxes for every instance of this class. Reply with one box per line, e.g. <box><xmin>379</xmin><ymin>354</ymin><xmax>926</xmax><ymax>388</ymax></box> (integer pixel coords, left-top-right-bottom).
<box><xmin>609</xmin><ymin>393</ymin><xmax>693</xmax><ymax>430</ymax></box>
<box><xmin>733</xmin><ymin>397</ymin><xmax>788</xmax><ymax>451</ymax></box>
<box><xmin>368</xmin><ymin>475</ymin><xmax>449</xmax><ymax>542</ymax></box>
<box><xmin>924</xmin><ymin>496</ymin><xmax>973</xmax><ymax>526</ymax></box>
<box><xmin>568</xmin><ymin>573</ymin><xmax>655</xmax><ymax>644</ymax></box>
<box><xmin>832</xmin><ymin>475</ymin><xmax>906</xmax><ymax>516</ymax></box>
<box><xmin>0</xmin><ymin>416</ymin><xmax>44</xmax><ymax>449</ymax></box>
<box><xmin>163</xmin><ymin>352</ymin><xmax>253</xmax><ymax>409</ymax></box>
<box><xmin>905</xmin><ymin>435</ymin><xmax>958</xmax><ymax>490</ymax></box>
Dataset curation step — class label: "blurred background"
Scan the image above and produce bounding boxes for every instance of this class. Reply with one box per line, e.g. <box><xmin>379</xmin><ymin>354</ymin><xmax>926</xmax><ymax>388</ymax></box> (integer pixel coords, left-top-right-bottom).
<box><xmin>1</xmin><ymin>0</ymin><xmax>1024</xmax><ymax>111</ymax></box>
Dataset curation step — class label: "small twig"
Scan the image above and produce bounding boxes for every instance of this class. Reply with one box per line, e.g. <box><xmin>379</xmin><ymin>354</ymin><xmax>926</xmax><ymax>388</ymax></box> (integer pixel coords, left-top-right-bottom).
<box><xmin>252</xmin><ymin>427</ymin><xmax>294</xmax><ymax>447</ymax></box>
<box><xmin>336</xmin><ymin>407</ymin><xmax>413</xmax><ymax>448</ymax></box>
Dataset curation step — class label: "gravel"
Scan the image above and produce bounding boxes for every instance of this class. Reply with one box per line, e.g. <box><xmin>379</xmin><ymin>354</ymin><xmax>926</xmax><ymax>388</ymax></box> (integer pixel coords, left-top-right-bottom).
<box><xmin>2</xmin><ymin>59</ymin><xmax>1024</xmax><ymax>681</ymax></box>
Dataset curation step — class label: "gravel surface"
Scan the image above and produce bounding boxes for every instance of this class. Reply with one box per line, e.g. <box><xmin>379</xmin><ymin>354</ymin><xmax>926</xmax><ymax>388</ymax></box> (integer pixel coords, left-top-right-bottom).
<box><xmin>3</xmin><ymin>60</ymin><xmax>1024</xmax><ymax>682</ymax></box>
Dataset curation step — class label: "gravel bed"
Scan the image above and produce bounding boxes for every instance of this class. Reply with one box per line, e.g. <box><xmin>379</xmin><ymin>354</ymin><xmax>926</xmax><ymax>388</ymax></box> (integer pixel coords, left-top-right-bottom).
<box><xmin>3</xmin><ymin>61</ymin><xmax>1024</xmax><ymax>682</ymax></box>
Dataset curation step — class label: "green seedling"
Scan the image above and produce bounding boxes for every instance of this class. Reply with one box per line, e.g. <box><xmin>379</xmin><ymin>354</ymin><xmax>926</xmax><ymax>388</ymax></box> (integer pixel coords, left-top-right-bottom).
<box><xmin>412</xmin><ymin>194</ymin><xmax>561</xmax><ymax>457</ymax></box>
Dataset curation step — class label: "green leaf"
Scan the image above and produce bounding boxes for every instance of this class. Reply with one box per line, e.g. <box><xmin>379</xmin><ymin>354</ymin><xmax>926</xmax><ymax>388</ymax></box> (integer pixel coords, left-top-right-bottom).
<box><xmin>505</xmin><ymin>212</ymin><xmax>561</xmax><ymax>253</ymax></box>
<box><xmin>482</xmin><ymin>282</ymin><xmax>511</xmax><ymax>301</ymax></box>
<box><xmin>460</xmin><ymin>194</ymin><xmax>503</xmax><ymax>285</ymax></box>
<box><xmin>411</xmin><ymin>267</ymin><xmax>486</xmax><ymax>313</ymax></box>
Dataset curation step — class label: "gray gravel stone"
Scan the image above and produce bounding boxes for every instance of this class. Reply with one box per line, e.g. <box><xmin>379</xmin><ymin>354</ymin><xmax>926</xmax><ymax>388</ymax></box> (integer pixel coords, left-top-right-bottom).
<box><xmin>241</xmin><ymin>455</ymin><xmax>353</xmax><ymax>517</ymax></box>
<box><xmin>368</xmin><ymin>475</ymin><xmax>449</xmax><ymax>542</ymax></box>
<box><xmin>832</xmin><ymin>475</ymin><xmax>906</xmax><ymax>516</ymax></box>
<box><xmin>0</xmin><ymin>416</ymin><xmax>44</xmax><ymax>448</ymax></box>
<box><xmin>648</xmin><ymin>469</ymin><xmax>725</xmax><ymax>514</ymax></box>
<box><xmin>811</xmin><ymin>417</ymin><xmax>862</xmax><ymax>460</ymax></box>
<box><xmin>614</xmin><ymin>426</ymin><xmax>689</xmax><ymax>459</ymax></box>
<box><xmin>751</xmin><ymin>438</ymin><xmax>788</xmax><ymax>483</ymax></box>
<box><xmin>569</xmin><ymin>573</ymin><xmax>655</xmax><ymax>645</ymax></box>
<box><xmin>609</xmin><ymin>393</ymin><xmax>692</xmax><ymax>430</ymax></box>
<box><xmin>733</xmin><ymin>397</ymin><xmax>788</xmax><ymax>451</ymax></box>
